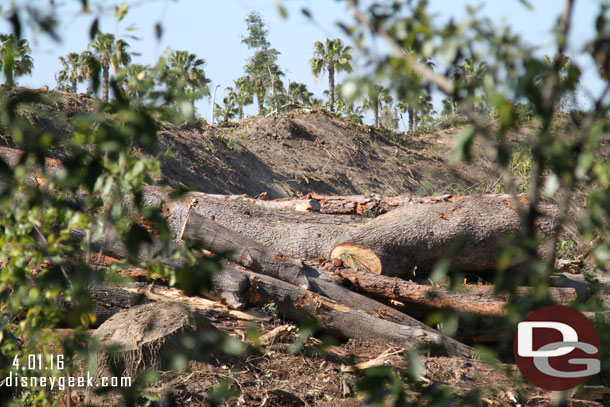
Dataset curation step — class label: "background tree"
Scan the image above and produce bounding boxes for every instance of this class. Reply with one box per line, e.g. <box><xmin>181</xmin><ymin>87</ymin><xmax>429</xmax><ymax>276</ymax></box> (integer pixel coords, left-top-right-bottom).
<box><xmin>88</xmin><ymin>32</ymin><xmax>131</xmax><ymax>102</ymax></box>
<box><xmin>165</xmin><ymin>50</ymin><xmax>210</xmax><ymax>110</ymax></box>
<box><xmin>310</xmin><ymin>38</ymin><xmax>353</xmax><ymax>112</ymax></box>
<box><xmin>76</xmin><ymin>50</ymin><xmax>99</xmax><ymax>96</ymax></box>
<box><xmin>379</xmin><ymin>104</ymin><xmax>399</xmax><ymax>131</ymax></box>
<box><xmin>233</xmin><ymin>77</ymin><xmax>254</xmax><ymax>119</ymax></box>
<box><xmin>362</xmin><ymin>84</ymin><xmax>391</xmax><ymax>127</ymax></box>
<box><xmin>214</xmin><ymin>86</ymin><xmax>241</xmax><ymax>123</ymax></box>
<box><xmin>55</xmin><ymin>52</ymin><xmax>80</xmax><ymax>92</ymax></box>
<box><xmin>288</xmin><ymin>81</ymin><xmax>313</xmax><ymax>105</ymax></box>
<box><xmin>241</xmin><ymin>12</ymin><xmax>284</xmax><ymax>115</ymax></box>
<box><xmin>0</xmin><ymin>33</ymin><xmax>33</xmax><ymax>87</ymax></box>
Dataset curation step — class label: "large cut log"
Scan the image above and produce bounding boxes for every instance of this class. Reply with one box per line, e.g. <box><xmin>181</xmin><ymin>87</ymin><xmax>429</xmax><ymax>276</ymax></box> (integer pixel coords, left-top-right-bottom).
<box><xmin>55</xmin><ymin>283</ymin><xmax>153</xmax><ymax>327</ymax></box>
<box><xmin>166</xmin><ymin>191</ymin><xmax>558</xmax><ymax>276</ymax></box>
<box><xmin>333</xmin><ymin>268</ymin><xmax>577</xmax><ymax>316</ymax></box>
<box><xmin>146</xmin><ymin>187</ymin><xmax>366</xmax><ymax>259</ymax></box>
<box><xmin>0</xmin><ymin>148</ymin><xmax>560</xmax><ymax>277</ymax></box>
<box><xmin>328</xmin><ymin>194</ymin><xmax>558</xmax><ymax>277</ymax></box>
<box><xmin>183</xmin><ymin>210</ymin><xmax>311</xmax><ymax>289</ymax></box>
<box><xmin>215</xmin><ymin>266</ymin><xmax>473</xmax><ymax>357</ymax></box>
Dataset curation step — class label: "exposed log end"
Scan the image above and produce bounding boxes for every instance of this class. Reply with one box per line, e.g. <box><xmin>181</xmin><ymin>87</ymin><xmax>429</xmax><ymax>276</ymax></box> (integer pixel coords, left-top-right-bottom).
<box><xmin>330</xmin><ymin>243</ymin><xmax>382</xmax><ymax>274</ymax></box>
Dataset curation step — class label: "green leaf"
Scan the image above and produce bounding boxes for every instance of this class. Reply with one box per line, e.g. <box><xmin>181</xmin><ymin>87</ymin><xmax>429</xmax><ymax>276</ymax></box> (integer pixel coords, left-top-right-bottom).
<box><xmin>450</xmin><ymin>125</ymin><xmax>476</xmax><ymax>163</ymax></box>
<box><xmin>89</xmin><ymin>18</ymin><xmax>99</xmax><ymax>40</ymax></box>
<box><xmin>115</xmin><ymin>2</ymin><xmax>129</xmax><ymax>23</ymax></box>
<box><xmin>276</xmin><ymin>3</ymin><xmax>288</xmax><ymax>19</ymax></box>
<box><xmin>155</xmin><ymin>22</ymin><xmax>163</xmax><ymax>40</ymax></box>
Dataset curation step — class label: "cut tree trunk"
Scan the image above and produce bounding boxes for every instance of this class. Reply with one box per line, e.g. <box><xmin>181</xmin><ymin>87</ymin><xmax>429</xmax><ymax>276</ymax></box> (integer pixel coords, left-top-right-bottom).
<box><xmin>54</xmin><ymin>283</ymin><xmax>153</xmax><ymax>327</ymax></box>
<box><xmin>158</xmin><ymin>190</ymin><xmax>558</xmax><ymax>276</ymax></box>
<box><xmin>0</xmin><ymin>149</ymin><xmax>560</xmax><ymax>278</ymax></box>
<box><xmin>333</xmin><ymin>268</ymin><xmax>577</xmax><ymax>317</ymax></box>
<box><xmin>182</xmin><ymin>211</ymin><xmax>312</xmax><ymax>289</ymax></box>
<box><xmin>214</xmin><ymin>266</ymin><xmax>473</xmax><ymax>357</ymax></box>
<box><xmin>328</xmin><ymin>194</ymin><xmax>558</xmax><ymax>277</ymax></box>
<box><xmin>149</xmin><ymin>188</ymin><xmax>365</xmax><ymax>259</ymax></box>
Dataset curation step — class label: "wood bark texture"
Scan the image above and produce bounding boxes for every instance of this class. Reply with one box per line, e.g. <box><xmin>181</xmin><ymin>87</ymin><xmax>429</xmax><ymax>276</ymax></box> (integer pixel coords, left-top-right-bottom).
<box><xmin>333</xmin><ymin>268</ymin><xmax>577</xmax><ymax>316</ymax></box>
<box><xmin>329</xmin><ymin>194</ymin><xmax>558</xmax><ymax>276</ymax></box>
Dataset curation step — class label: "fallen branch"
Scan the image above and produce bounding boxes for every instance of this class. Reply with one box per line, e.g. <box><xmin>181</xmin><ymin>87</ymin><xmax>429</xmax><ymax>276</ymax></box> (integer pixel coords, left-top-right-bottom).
<box><xmin>333</xmin><ymin>268</ymin><xmax>577</xmax><ymax>317</ymax></box>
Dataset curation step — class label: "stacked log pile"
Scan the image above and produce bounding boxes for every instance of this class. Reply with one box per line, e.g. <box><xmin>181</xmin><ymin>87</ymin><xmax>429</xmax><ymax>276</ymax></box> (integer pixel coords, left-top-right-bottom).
<box><xmin>2</xmin><ymin>146</ymin><xmax>592</xmax><ymax>386</ymax></box>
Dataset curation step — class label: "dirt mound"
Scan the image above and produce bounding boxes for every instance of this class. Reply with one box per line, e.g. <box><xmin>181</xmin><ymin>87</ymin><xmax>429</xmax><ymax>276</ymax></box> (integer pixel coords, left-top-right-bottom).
<box><xmin>2</xmin><ymin>89</ymin><xmax>495</xmax><ymax>199</ymax></box>
<box><xmin>159</xmin><ymin>107</ymin><xmax>481</xmax><ymax>198</ymax></box>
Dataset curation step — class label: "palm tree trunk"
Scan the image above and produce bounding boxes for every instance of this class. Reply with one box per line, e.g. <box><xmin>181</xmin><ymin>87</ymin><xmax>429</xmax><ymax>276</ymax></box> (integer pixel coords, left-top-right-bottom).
<box><xmin>71</xmin><ymin>77</ymin><xmax>77</xmax><ymax>93</ymax></box>
<box><xmin>374</xmin><ymin>99</ymin><xmax>379</xmax><ymax>128</ymax></box>
<box><xmin>328</xmin><ymin>64</ymin><xmax>335</xmax><ymax>112</ymax></box>
<box><xmin>102</xmin><ymin>61</ymin><xmax>109</xmax><ymax>102</ymax></box>
<box><xmin>408</xmin><ymin>107</ymin><xmax>414</xmax><ymax>130</ymax></box>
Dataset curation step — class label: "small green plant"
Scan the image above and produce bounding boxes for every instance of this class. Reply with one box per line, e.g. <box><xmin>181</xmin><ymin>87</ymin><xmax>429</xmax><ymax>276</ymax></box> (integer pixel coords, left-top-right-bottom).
<box><xmin>205</xmin><ymin>145</ymin><xmax>219</xmax><ymax>157</ymax></box>
<box><xmin>360</xmin><ymin>208</ymin><xmax>376</xmax><ymax>218</ymax></box>
<box><xmin>557</xmin><ymin>239</ymin><xmax>578</xmax><ymax>260</ymax></box>
<box><xmin>260</xmin><ymin>301</ymin><xmax>279</xmax><ymax>320</ymax></box>
<box><xmin>509</xmin><ymin>144</ymin><xmax>533</xmax><ymax>192</ymax></box>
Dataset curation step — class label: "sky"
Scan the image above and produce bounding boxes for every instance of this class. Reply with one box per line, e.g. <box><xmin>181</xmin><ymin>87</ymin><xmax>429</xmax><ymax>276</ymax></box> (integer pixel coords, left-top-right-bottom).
<box><xmin>0</xmin><ymin>0</ymin><xmax>606</xmax><ymax>124</ymax></box>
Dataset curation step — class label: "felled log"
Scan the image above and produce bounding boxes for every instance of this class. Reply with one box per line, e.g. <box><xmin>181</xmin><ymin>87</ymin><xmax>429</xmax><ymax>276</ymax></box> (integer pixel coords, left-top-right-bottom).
<box><xmin>183</xmin><ymin>211</ymin><xmax>311</xmax><ymax>289</ymax></box>
<box><xmin>148</xmin><ymin>188</ymin><xmax>364</xmax><ymax>259</ymax></box>
<box><xmin>55</xmin><ymin>283</ymin><xmax>153</xmax><ymax>327</ymax></box>
<box><xmin>165</xmin><ymin>191</ymin><xmax>558</xmax><ymax>277</ymax></box>
<box><xmin>333</xmin><ymin>268</ymin><xmax>577</xmax><ymax>316</ymax></box>
<box><xmin>192</xmin><ymin>192</ymin><xmax>460</xmax><ymax>216</ymax></box>
<box><xmin>329</xmin><ymin>194</ymin><xmax>558</xmax><ymax>277</ymax></box>
<box><xmin>216</xmin><ymin>266</ymin><xmax>473</xmax><ymax>357</ymax></box>
<box><xmin>0</xmin><ymin>149</ymin><xmax>560</xmax><ymax>278</ymax></box>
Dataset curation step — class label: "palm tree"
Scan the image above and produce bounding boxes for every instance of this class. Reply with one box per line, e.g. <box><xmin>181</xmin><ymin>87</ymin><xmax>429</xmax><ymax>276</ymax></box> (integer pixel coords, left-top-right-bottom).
<box><xmin>0</xmin><ymin>34</ymin><xmax>33</xmax><ymax>87</ymax></box>
<box><xmin>310</xmin><ymin>38</ymin><xmax>353</xmax><ymax>112</ymax></box>
<box><xmin>214</xmin><ymin>86</ymin><xmax>241</xmax><ymax>124</ymax></box>
<box><xmin>88</xmin><ymin>33</ymin><xmax>131</xmax><ymax>102</ymax></box>
<box><xmin>288</xmin><ymin>82</ymin><xmax>313</xmax><ymax>105</ymax></box>
<box><xmin>56</xmin><ymin>52</ymin><xmax>80</xmax><ymax>92</ymax></box>
<box><xmin>77</xmin><ymin>51</ymin><xmax>98</xmax><ymax>96</ymax></box>
<box><xmin>234</xmin><ymin>77</ymin><xmax>254</xmax><ymax>119</ymax></box>
<box><xmin>161</xmin><ymin>50</ymin><xmax>210</xmax><ymax>112</ymax></box>
<box><xmin>363</xmin><ymin>85</ymin><xmax>392</xmax><ymax>127</ymax></box>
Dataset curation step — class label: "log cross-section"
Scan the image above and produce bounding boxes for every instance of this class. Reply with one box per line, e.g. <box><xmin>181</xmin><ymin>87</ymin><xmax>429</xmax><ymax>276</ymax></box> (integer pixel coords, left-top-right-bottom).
<box><xmin>329</xmin><ymin>195</ymin><xmax>558</xmax><ymax>277</ymax></box>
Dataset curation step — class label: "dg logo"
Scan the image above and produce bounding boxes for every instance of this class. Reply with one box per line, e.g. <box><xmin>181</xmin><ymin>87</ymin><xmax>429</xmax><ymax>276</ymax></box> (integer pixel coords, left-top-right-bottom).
<box><xmin>514</xmin><ymin>305</ymin><xmax>601</xmax><ymax>391</ymax></box>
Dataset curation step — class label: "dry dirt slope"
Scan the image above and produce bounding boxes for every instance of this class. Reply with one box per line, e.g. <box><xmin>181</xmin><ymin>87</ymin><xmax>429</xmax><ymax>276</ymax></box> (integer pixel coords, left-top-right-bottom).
<box><xmin>157</xmin><ymin>107</ymin><xmax>484</xmax><ymax>198</ymax></box>
<box><xmin>5</xmin><ymin>89</ymin><xmax>503</xmax><ymax>198</ymax></box>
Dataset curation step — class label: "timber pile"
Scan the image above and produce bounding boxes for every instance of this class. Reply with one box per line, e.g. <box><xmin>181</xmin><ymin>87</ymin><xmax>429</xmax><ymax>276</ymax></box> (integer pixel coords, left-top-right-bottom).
<box><xmin>4</xmin><ymin>146</ymin><xmax>597</xmax><ymax>403</ymax></box>
<box><xmin>66</xmin><ymin>186</ymin><xmax>578</xmax><ymax>351</ymax></box>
